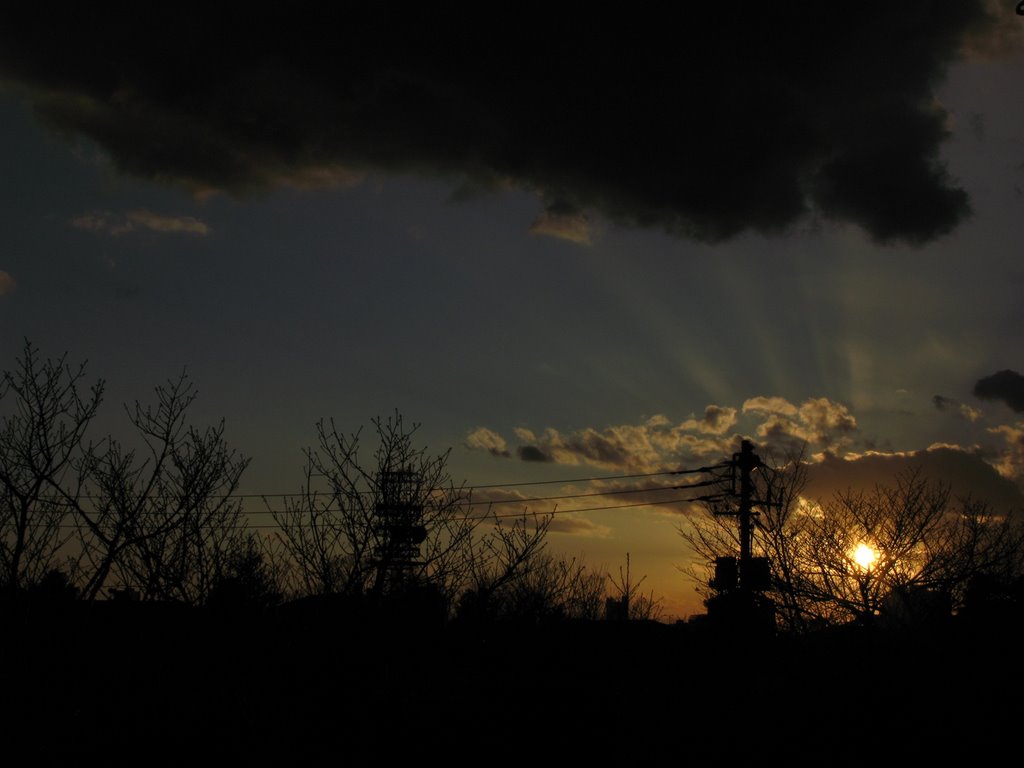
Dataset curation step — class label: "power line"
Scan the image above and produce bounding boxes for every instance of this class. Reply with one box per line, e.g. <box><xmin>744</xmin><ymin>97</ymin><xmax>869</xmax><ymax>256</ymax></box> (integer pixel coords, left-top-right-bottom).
<box><xmin>48</xmin><ymin>487</ymin><xmax>726</xmax><ymax>530</ymax></box>
<box><xmin>243</xmin><ymin>494</ymin><xmax>712</xmax><ymax>527</ymax></box>
<box><xmin>256</xmin><ymin>478</ymin><xmax>723</xmax><ymax>514</ymax></box>
<box><xmin>463</xmin><ymin>464</ymin><xmax>726</xmax><ymax>490</ymax></box>
<box><xmin>35</xmin><ymin>478</ymin><xmax>726</xmax><ymax>518</ymax></box>
<box><xmin>239</xmin><ymin>464</ymin><xmax>726</xmax><ymax>496</ymax></box>
<box><xmin>27</xmin><ymin>463</ymin><xmax>729</xmax><ymax>502</ymax></box>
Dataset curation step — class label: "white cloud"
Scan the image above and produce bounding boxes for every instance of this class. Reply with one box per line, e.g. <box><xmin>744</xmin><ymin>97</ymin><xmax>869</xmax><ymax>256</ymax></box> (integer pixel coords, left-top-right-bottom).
<box><xmin>513</xmin><ymin>427</ymin><xmax>538</xmax><ymax>443</ymax></box>
<box><xmin>959</xmin><ymin>404</ymin><xmax>983</xmax><ymax>422</ymax></box>
<box><xmin>473</xmin><ymin>414</ymin><xmax>738</xmax><ymax>473</ymax></box>
<box><xmin>680</xmin><ymin>405</ymin><xmax>737</xmax><ymax>435</ymax></box>
<box><xmin>126</xmin><ymin>210</ymin><xmax>209</xmax><ymax>235</ymax></box>
<box><xmin>474</xmin><ymin>397</ymin><xmax>852</xmax><ymax>474</ymax></box>
<box><xmin>987</xmin><ymin>423</ymin><xmax>1024</xmax><ymax>480</ymax></box>
<box><xmin>933</xmin><ymin>394</ymin><xmax>983</xmax><ymax>422</ymax></box>
<box><xmin>71</xmin><ymin>209</ymin><xmax>210</xmax><ymax>236</ymax></box>
<box><xmin>753</xmin><ymin>397</ymin><xmax>857</xmax><ymax>454</ymax></box>
<box><xmin>528</xmin><ymin>210</ymin><xmax>592</xmax><ymax>245</ymax></box>
<box><xmin>465</xmin><ymin>427</ymin><xmax>510</xmax><ymax>457</ymax></box>
<box><xmin>742</xmin><ymin>396</ymin><xmax>798</xmax><ymax>416</ymax></box>
<box><xmin>797</xmin><ymin>398</ymin><xmax>857</xmax><ymax>440</ymax></box>
<box><xmin>280</xmin><ymin>164</ymin><xmax>365</xmax><ymax>189</ymax></box>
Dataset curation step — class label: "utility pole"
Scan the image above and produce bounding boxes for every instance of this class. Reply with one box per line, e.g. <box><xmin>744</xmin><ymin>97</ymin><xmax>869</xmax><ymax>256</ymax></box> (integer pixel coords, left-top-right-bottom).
<box><xmin>706</xmin><ymin>438</ymin><xmax>774</xmax><ymax>633</ymax></box>
<box><xmin>736</xmin><ymin>439</ymin><xmax>759</xmax><ymax>592</ymax></box>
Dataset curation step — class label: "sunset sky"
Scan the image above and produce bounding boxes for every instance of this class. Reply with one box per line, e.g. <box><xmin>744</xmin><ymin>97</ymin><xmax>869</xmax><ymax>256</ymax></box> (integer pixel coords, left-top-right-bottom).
<box><xmin>3</xmin><ymin>4</ymin><xmax>1024</xmax><ymax>617</ymax></box>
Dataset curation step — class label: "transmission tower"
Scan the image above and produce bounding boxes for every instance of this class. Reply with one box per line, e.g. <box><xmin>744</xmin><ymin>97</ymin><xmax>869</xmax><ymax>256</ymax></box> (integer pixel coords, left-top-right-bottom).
<box><xmin>373</xmin><ymin>468</ymin><xmax>427</xmax><ymax>593</ymax></box>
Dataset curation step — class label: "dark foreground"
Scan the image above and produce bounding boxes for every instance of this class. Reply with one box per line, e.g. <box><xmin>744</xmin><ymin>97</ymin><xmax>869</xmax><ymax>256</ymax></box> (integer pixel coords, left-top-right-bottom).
<box><xmin>4</xmin><ymin>602</ymin><xmax>1021</xmax><ymax>766</ymax></box>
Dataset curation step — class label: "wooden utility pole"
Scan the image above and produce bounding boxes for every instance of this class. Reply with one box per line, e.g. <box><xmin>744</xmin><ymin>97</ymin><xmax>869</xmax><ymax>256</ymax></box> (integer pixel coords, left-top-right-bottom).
<box><xmin>736</xmin><ymin>439</ymin><xmax>759</xmax><ymax>592</ymax></box>
<box><xmin>706</xmin><ymin>438</ymin><xmax>775</xmax><ymax>633</ymax></box>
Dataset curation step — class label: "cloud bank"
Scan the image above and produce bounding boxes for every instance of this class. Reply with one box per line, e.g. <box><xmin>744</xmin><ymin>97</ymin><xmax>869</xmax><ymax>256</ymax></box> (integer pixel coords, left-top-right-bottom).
<box><xmin>468</xmin><ymin>389</ymin><xmax>1024</xmax><ymax>496</ymax></box>
<box><xmin>804</xmin><ymin>446</ymin><xmax>1024</xmax><ymax>514</ymax></box>
<box><xmin>468</xmin><ymin>396</ymin><xmax>857</xmax><ymax>474</ymax></box>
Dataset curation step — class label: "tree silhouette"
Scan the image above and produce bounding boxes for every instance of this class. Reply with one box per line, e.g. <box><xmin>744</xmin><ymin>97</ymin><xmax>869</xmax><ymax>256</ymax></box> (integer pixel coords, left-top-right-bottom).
<box><xmin>455</xmin><ymin>510</ymin><xmax>553</xmax><ymax>620</ymax></box>
<box><xmin>206</xmin><ymin>533</ymin><xmax>284</xmax><ymax>610</ymax></box>
<box><xmin>0</xmin><ymin>341</ymin><xmax>254</xmax><ymax>603</ymax></box>
<box><xmin>606</xmin><ymin>553</ymin><xmax>664</xmax><ymax>621</ymax></box>
<box><xmin>459</xmin><ymin>535</ymin><xmax>606</xmax><ymax>622</ymax></box>
<box><xmin>273</xmin><ymin>412</ymin><xmax>608</xmax><ymax>620</ymax></box>
<box><xmin>681</xmin><ymin>448</ymin><xmax>1024</xmax><ymax>631</ymax></box>
<box><xmin>0</xmin><ymin>341</ymin><xmax>103</xmax><ymax>595</ymax></box>
<box><xmin>273</xmin><ymin>412</ymin><xmax>477</xmax><ymax>608</ymax></box>
<box><xmin>789</xmin><ymin>472</ymin><xmax>1024</xmax><ymax>626</ymax></box>
<box><xmin>84</xmin><ymin>373</ymin><xmax>251</xmax><ymax>603</ymax></box>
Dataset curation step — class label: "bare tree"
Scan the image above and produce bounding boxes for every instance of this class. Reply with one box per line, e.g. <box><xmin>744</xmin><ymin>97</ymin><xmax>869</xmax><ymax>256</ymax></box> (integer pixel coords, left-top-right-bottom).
<box><xmin>680</xmin><ymin>446</ymin><xmax>1024</xmax><ymax>631</ymax></box>
<box><xmin>91</xmin><ymin>373</ymin><xmax>251</xmax><ymax>604</ymax></box>
<box><xmin>789</xmin><ymin>473</ymin><xmax>1024</xmax><ymax>625</ymax></box>
<box><xmin>273</xmin><ymin>412</ymin><xmax>478</xmax><ymax>608</ymax></box>
<box><xmin>456</xmin><ymin>510</ymin><xmax>553</xmax><ymax>619</ymax></box>
<box><xmin>272</xmin><ymin>413</ymin><xmax>604</xmax><ymax>621</ymax></box>
<box><xmin>474</xmin><ymin>549</ymin><xmax>606</xmax><ymax>621</ymax></box>
<box><xmin>607</xmin><ymin>553</ymin><xmax>664</xmax><ymax>621</ymax></box>
<box><xmin>454</xmin><ymin>509</ymin><xmax>607</xmax><ymax>621</ymax></box>
<box><xmin>0</xmin><ymin>341</ymin><xmax>103</xmax><ymax>595</ymax></box>
<box><xmin>206</xmin><ymin>532</ymin><xmax>285</xmax><ymax>610</ymax></box>
<box><xmin>0</xmin><ymin>342</ymin><xmax>252</xmax><ymax>604</ymax></box>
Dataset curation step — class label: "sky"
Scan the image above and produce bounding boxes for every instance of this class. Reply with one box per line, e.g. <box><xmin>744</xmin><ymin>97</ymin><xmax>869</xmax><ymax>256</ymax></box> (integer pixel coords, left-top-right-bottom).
<box><xmin>2</xmin><ymin>4</ymin><xmax>1024</xmax><ymax>618</ymax></box>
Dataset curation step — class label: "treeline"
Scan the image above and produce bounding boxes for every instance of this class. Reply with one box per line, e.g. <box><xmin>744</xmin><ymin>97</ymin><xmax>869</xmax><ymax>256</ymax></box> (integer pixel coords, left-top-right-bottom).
<box><xmin>0</xmin><ymin>342</ymin><xmax>661</xmax><ymax>622</ymax></box>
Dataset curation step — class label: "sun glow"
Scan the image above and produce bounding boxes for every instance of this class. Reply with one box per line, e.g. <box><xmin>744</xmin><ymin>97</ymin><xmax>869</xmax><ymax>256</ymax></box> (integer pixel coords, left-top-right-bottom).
<box><xmin>852</xmin><ymin>543</ymin><xmax>879</xmax><ymax>570</ymax></box>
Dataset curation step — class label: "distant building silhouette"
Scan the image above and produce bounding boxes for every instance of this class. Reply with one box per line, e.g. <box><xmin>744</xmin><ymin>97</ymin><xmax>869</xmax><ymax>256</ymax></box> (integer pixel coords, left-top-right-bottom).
<box><xmin>605</xmin><ymin>595</ymin><xmax>628</xmax><ymax>621</ymax></box>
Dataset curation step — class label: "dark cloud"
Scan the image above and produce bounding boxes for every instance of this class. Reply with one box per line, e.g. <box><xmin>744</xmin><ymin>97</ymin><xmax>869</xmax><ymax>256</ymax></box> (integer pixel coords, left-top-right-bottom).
<box><xmin>805</xmin><ymin>447</ymin><xmax>1024</xmax><ymax>514</ymax></box>
<box><xmin>558</xmin><ymin>432</ymin><xmax>631</xmax><ymax>468</ymax></box>
<box><xmin>517</xmin><ymin>446</ymin><xmax>551</xmax><ymax>463</ymax></box>
<box><xmin>0</xmin><ymin>4</ymin><xmax>996</xmax><ymax>245</ymax></box>
<box><xmin>973</xmin><ymin>370</ymin><xmax>1024</xmax><ymax>412</ymax></box>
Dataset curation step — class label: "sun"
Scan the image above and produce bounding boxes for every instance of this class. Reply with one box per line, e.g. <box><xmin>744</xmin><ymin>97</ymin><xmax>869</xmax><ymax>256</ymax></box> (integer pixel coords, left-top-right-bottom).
<box><xmin>852</xmin><ymin>543</ymin><xmax>879</xmax><ymax>570</ymax></box>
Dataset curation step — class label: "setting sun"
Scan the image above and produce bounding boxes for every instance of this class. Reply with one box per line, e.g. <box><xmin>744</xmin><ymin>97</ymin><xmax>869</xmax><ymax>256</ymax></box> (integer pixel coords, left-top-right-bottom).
<box><xmin>852</xmin><ymin>543</ymin><xmax>879</xmax><ymax>570</ymax></box>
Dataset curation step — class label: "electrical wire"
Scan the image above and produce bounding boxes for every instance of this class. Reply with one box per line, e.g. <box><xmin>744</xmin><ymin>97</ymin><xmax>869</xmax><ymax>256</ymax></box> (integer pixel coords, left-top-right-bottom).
<box><xmin>243</xmin><ymin>478</ymin><xmax>726</xmax><ymax>515</ymax></box>
<box><xmin>28</xmin><ymin>460</ymin><xmax>737</xmax><ymax>530</ymax></box>
<box><xmin>34</xmin><ymin>478</ymin><xmax>727</xmax><ymax>519</ymax></box>
<box><xmin>243</xmin><ymin>493</ymin><xmax>714</xmax><ymax>527</ymax></box>
<box><xmin>46</xmin><ymin>488</ymin><xmax>730</xmax><ymax>530</ymax></box>
<box><xmin>28</xmin><ymin>463</ymin><xmax>729</xmax><ymax>502</ymax></box>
